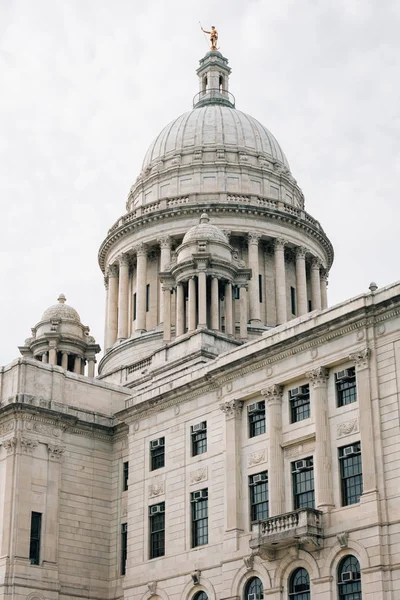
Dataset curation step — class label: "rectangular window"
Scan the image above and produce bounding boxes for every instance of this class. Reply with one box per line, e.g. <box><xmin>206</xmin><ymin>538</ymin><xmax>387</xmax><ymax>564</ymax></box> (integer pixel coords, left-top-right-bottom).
<box><xmin>123</xmin><ymin>461</ymin><xmax>129</xmax><ymax>492</ymax></box>
<box><xmin>234</xmin><ymin>286</ymin><xmax>240</xmax><ymax>300</ymax></box>
<box><xmin>249</xmin><ymin>472</ymin><xmax>269</xmax><ymax>522</ymax></box>
<box><xmin>308</xmin><ymin>299</ymin><xmax>312</xmax><ymax>312</ymax></box>
<box><xmin>339</xmin><ymin>443</ymin><xmax>363</xmax><ymax>505</ymax></box>
<box><xmin>121</xmin><ymin>523</ymin><xmax>127</xmax><ymax>575</ymax></box>
<box><xmin>292</xmin><ymin>457</ymin><xmax>315</xmax><ymax>509</ymax></box>
<box><xmin>150</xmin><ymin>437</ymin><xmax>165</xmax><ymax>471</ymax></box>
<box><xmin>258</xmin><ymin>274</ymin><xmax>263</xmax><ymax>303</ymax></box>
<box><xmin>146</xmin><ymin>284</ymin><xmax>150</xmax><ymax>312</ymax></box>
<box><xmin>336</xmin><ymin>367</ymin><xmax>357</xmax><ymax>407</ymax></box>
<box><xmin>289</xmin><ymin>385</ymin><xmax>310</xmax><ymax>423</ymax></box>
<box><xmin>191</xmin><ymin>489</ymin><xmax>208</xmax><ymax>547</ymax></box>
<box><xmin>191</xmin><ymin>422</ymin><xmax>207</xmax><ymax>456</ymax></box>
<box><xmin>149</xmin><ymin>502</ymin><xmax>165</xmax><ymax>559</ymax></box>
<box><xmin>291</xmin><ymin>286</ymin><xmax>296</xmax><ymax>315</ymax></box>
<box><xmin>248</xmin><ymin>401</ymin><xmax>266</xmax><ymax>438</ymax></box>
<box><xmin>133</xmin><ymin>293</ymin><xmax>137</xmax><ymax>321</ymax></box>
<box><xmin>29</xmin><ymin>512</ymin><xmax>42</xmax><ymax>565</ymax></box>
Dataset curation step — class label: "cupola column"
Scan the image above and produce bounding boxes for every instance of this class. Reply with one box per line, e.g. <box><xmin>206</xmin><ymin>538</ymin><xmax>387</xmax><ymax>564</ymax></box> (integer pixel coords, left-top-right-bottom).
<box><xmin>274</xmin><ymin>238</ymin><xmax>287</xmax><ymax>324</ymax></box>
<box><xmin>247</xmin><ymin>233</ymin><xmax>262</xmax><ymax>324</ymax></box>
<box><xmin>61</xmin><ymin>352</ymin><xmax>68</xmax><ymax>370</ymax></box>
<box><xmin>42</xmin><ymin>352</ymin><xmax>48</xmax><ymax>364</ymax></box>
<box><xmin>48</xmin><ymin>343</ymin><xmax>57</xmax><ymax>366</ymax></box>
<box><xmin>262</xmin><ymin>385</ymin><xmax>284</xmax><ymax>516</ymax></box>
<box><xmin>106</xmin><ymin>264</ymin><xmax>119</xmax><ymax>349</ymax></box>
<box><xmin>295</xmin><ymin>246</ymin><xmax>308</xmax><ymax>316</ymax></box>
<box><xmin>211</xmin><ymin>276</ymin><xmax>220</xmax><ymax>330</ymax></box>
<box><xmin>224</xmin><ymin>282</ymin><xmax>233</xmax><ymax>335</ymax></box>
<box><xmin>198</xmin><ymin>271</ymin><xmax>207</xmax><ymax>328</ymax></box>
<box><xmin>73</xmin><ymin>355</ymin><xmax>81</xmax><ymax>374</ymax></box>
<box><xmin>311</xmin><ymin>258</ymin><xmax>322</xmax><ymax>311</ymax></box>
<box><xmin>135</xmin><ymin>244</ymin><xmax>148</xmax><ymax>332</ymax></box>
<box><xmin>163</xmin><ymin>286</ymin><xmax>172</xmax><ymax>342</ymax></box>
<box><xmin>117</xmin><ymin>254</ymin><xmax>130</xmax><ymax>340</ymax></box>
<box><xmin>88</xmin><ymin>359</ymin><xmax>96</xmax><ymax>378</ymax></box>
<box><xmin>176</xmin><ymin>283</ymin><xmax>185</xmax><ymax>336</ymax></box>
<box><xmin>320</xmin><ymin>270</ymin><xmax>329</xmax><ymax>310</ymax></box>
<box><xmin>239</xmin><ymin>284</ymin><xmax>248</xmax><ymax>339</ymax></box>
<box><xmin>103</xmin><ymin>276</ymin><xmax>109</xmax><ymax>350</ymax></box>
<box><xmin>158</xmin><ymin>236</ymin><xmax>172</xmax><ymax>323</ymax></box>
<box><xmin>188</xmin><ymin>277</ymin><xmax>197</xmax><ymax>332</ymax></box>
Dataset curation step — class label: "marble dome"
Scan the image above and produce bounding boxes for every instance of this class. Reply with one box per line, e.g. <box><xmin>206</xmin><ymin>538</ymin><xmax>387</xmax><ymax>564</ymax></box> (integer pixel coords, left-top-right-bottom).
<box><xmin>41</xmin><ymin>294</ymin><xmax>81</xmax><ymax>323</ymax></box>
<box><xmin>182</xmin><ymin>214</ymin><xmax>228</xmax><ymax>245</ymax></box>
<box><xmin>141</xmin><ymin>104</ymin><xmax>289</xmax><ymax>172</ymax></box>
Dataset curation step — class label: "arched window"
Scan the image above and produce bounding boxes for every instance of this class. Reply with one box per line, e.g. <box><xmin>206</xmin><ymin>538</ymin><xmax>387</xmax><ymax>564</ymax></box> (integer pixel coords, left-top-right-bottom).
<box><xmin>338</xmin><ymin>555</ymin><xmax>361</xmax><ymax>600</ymax></box>
<box><xmin>244</xmin><ymin>577</ymin><xmax>263</xmax><ymax>600</ymax></box>
<box><xmin>193</xmin><ymin>592</ymin><xmax>208</xmax><ymax>600</ymax></box>
<box><xmin>289</xmin><ymin>568</ymin><xmax>310</xmax><ymax>600</ymax></box>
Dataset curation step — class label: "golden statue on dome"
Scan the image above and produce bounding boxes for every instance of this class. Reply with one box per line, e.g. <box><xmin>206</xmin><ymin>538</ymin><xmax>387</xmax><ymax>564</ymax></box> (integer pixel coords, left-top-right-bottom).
<box><xmin>201</xmin><ymin>25</ymin><xmax>218</xmax><ymax>50</ymax></box>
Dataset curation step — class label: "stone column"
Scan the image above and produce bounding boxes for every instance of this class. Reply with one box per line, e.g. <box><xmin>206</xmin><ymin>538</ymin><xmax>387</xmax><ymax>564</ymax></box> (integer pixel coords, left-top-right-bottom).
<box><xmin>48</xmin><ymin>344</ymin><xmax>57</xmax><ymax>366</ymax></box>
<box><xmin>220</xmin><ymin>399</ymin><xmax>244</xmax><ymax>551</ymax></box>
<box><xmin>42</xmin><ymin>352</ymin><xmax>48</xmax><ymax>364</ymax></box>
<box><xmin>295</xmin><ymin>246</ymin><xmax>308</xmax><ymax>316</ymax></box>
<box><xmin>211</xmin><ymin>276</ymin><xmax>219</xmax><ymax>330</ymax></box>
<box><xmin>198</xmin><ymin>271</ymin><xmax>207</xmax><ymax>328</ymax></box>
<box><xmin>274</xmin><ymin>238</ymin><xmax>287</xmax><ymax>324</ymax></box>
<box><xmin>135</xmin><ymin>243</ymin><xmax>148</xmax><ymax>332</ymax></box>
<box><xmin>239</xmin><ymin>285</ymin><xmax>248</xmax><ymax>340</ymax></box>
<box><xmin>158</xmin><ymin>236</ymin><xmax>172</xmax><ymax>322</ymax></box>
<box><xmin>247</xmin><ymin>233</ymin><xmax>262</xmax><ymax>324</ymax></box>
<box><xmin>320</xmin><ymin>269</ymin><xmax>329</xmax><ymax>310</ymax></box>
<box><xmin>188</xmin><ymin>277</ymin><xmax>197</xmax><ymax>332</ymax></box>
<box><xmin>106</xmin><ymin>264</ymin><xmax>119</xmax><ymax>349</ymax></box>
<box><xmin>88</xmin><ymin>359</ymin><xmax>95</xmax><ymax>377</ymax></box>
<box><xmin>176</xmin><ymin>283</ymin><xmax>185</xmax><ymax>336</ymax></box>
<box><xmin>163</xmin><ymin>286</ymin><xmax>172</xmax><ymax>342</ymax></box>
<box><xmin>80</xmin><ymin>360</ymin><xmax>85</xmax><ymax>376</ymax></box>
<box><xmin>103</xmin><ymin>276</ymin><xmax>109</xmax><ymax>350</ymax></box>
<box><xmin>73</xmin><ymin>355</ymin><xmax>81</xmax><ymax>374</ymax></box>
<box><xmin>225</xmin><ymin>282</ymin><xmax>233</xmax><ymax>335</ymax></box>
<box><xmin>310</xmin><ymin>258</ymin><xmax>322</xmax><ymax>311</ymax></box>
<box><xmin>117</xmin><ymin>254</ymin><xmax>130</xmax><ymax>340</ymax></box>
<box><xmin>262</xmin><ymin>385</ymin><xmax>284</xmax><ymax>516</ymax></box>
<box><xmin>307</xmin><ymin>367</ymin><xmax>334</xmax><ymax>510</ymax></box>
<box><xmin>61</xmin><ymin>352</ymin><xmax>68</xmax><ymax>370</ymax></box>
<box><xmin>350</xmin><ymin>348</ymin><xmax>377</xmax><ymax>494</ymax></box>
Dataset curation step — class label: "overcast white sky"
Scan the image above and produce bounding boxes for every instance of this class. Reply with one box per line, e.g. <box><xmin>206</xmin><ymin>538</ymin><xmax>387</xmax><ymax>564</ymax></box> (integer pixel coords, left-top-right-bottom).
<box><xmin>1</xmin><ymin>0</ymin><xmax>399</xmax><ymax>367</ymax></box>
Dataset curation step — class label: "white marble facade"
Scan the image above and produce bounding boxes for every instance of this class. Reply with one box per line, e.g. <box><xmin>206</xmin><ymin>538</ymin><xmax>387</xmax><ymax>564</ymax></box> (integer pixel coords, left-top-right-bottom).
<box><xmin>1</xmin><ymin>49</ymin><xmax>400</xmax><ymax>600</ymax></box>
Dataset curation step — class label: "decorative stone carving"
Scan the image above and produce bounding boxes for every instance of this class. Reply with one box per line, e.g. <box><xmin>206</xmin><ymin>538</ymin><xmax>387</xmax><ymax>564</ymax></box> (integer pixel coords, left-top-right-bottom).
<box><xmin>248</xmin><ymin>449</ymin><xmax>266</xmax><ymax>467</ymax></box>
<box><xmin>171</xmin><ymin>154</ymin><xmax>181</xmax><ymax>165</ymax></box>
<box><xmin>219</xmin><ymin>399</ymin><xmax>244</xmax><ymax>417</ymax></box>
<box><xmin>295</xmin><ymin>246</ymin><xmax>307</xmax><ymax>259</ymax></box>
<box><xmin>47</xmin><ymin>444</ymin><xmax>66</xmax><ymax>459</ymax></box>
<box><xmin>190</xmin><ymin>467</ymin><xmax>208</xmax><ymax>485</ymax></box>
<box><xmin>261</xmin><ymin>384</ymin><xmax>283</xmax><ymax>403</ymax></box>
<box><xmin>148</xmin><ymin>581</ymin><xmax>157</xmax><ymax>594</ymax></box>
<box><xmin>285</xmin><ymin>440</ymin><xmax>316</xmax><ymax>458</ymax></box>
<box><xmin>25</xmin><ymin>421</ymin><xmax>62</xmax><ymax>437</ymax></box>
<box><xmin>158</xmin><ymin>235</ymin><xmax>172</xmax><ymax>249</ymax></box>
<box><xmin>134</xmin><ymin>242</ymin><xmax>148</xmax><ymax>257</ymax></box>
<box><xmin>0</xmin><ymin>421</ymin><xmax>14</xmax><ymax>435</ymax></box>
<box><xmin>104</xmin><ymin>276</ymin><xmax>109</xmax><ymax>291</ymax></box>
<box><xmin>107</xmin><ymin>264</ymin><xmax>119</xmax><ymax>278</ymax></box>
<box><xmin>306</xmin><ymin>366</ymin><xmax>329</xmax><ymax>387</ymax></box>
<box><xmin>191</xmin><ymin>570</ymin><xmax>201</xmax><ymax>585</ymax></box>
<box><xmin>320</xmin><ymin>268</ymin><xmax>329</xmax><ymax>282</ymax></box>
<box><xmin>337</xmin><ymin>532</ymin><xmax>349</xmax><ymax>548</ymax></box>
<box><xmin>2</xmin><ymin>437</ymin><xmax>17</xmax><ymax>454</ymax></box>
<box><xmin>337</xmin><ymin>418</ymin><xmax>359</xmax><ymax>438</ymax></box>
<box><xmin>243</xmin><ymin>554</ymin><xmax>254</xmax><ymax>570</ymax></box>
<box><xmin>119</xmin><ymin>253</ymin><xmax>130</xmax><ymax>267</ymax></box>
<box><xmin>216</xmin><ymin>148</ymin><xmax>225</xmax><ymax>160</ymax></box>
<box><xmin>239</xmin><ymin>151</ymin><xmax>248</xmax><ymax>162</ymax></box>
<box><xmin>248</xmin><ymin>232</ymin><xmax>262</xmax><ymax>245</ymax></box>
<box><xmin>311</xmin><ymin>257</ymin><xmax>322</xmax><ymax>270</ymax></box>
<box><xmin>274</xmin><ymin>238</ymin><xmax>286</xmax><ymax>251</ymax></box>
<box><xmin>149</xmin><ymin>480</ymin><xmax>165</xmax><ymax>498</ymax></box>
<box><xmin>349</xmin><ymin>347</ymin><xmax>370</xmax><ymax>370</ymax></box>
<box><xmin>20</xmin><ymin>438</ymin><xmax>38</xmax><ymax>454</ymax></box>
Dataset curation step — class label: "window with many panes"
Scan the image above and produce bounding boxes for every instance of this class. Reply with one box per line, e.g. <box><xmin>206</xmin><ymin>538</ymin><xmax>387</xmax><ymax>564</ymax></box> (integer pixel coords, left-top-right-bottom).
<box><xmin>292</xmin><ymin>457</ymin><xmax>315</xmax><ymax>509</ymax></box>
<box><xmin>150</xmin><ymin>437</ymin><xmax>165</xmax><ymax>470</ymax></box>
<box><xmin>336</xmin><ymin>367</ymin><xmax>357</xmax><ymax>406</ymax></box>
<box><xmin>244</xmin><ymin>576</ymin><xmax>263</xmax><ymax>600</ymax></box>
<box><xmin>29</xmin><ymin>512</ymin><xmax>42</xmax><ymax>565</ymax></box>
<box><xmin>249</xmin><ymin>472</ymin><xmax>269</xmax><ymax>522</ymax></box>
<box><xmin>191</xmin><ymin>421</ymin><xmax>207</xmax><ymax>456</ymax></box>
<box><xmin>289</xmin><ymin>568</ymin><xmax>310</xmax><ymax>599</ymax></box>
<box><xmin>123</xmin><ymin>461</ymin><xmax>129</xmax><ymax>491</ymax></box>
<box><xmin>339</xmin><ymin>443</ymin><xmax>363</xmax><ymax>505</ymax></box>
<box><xmin>149</xmin><ymin>502</ymin><xmax>165</xmax><ymax>559</ymax></box>
<box><xmin>338</xmin><ymin>555</ymin><xmax>361</xmax><ymax>600</ymax></box>
<box><xmin>193</xmin><ymin>593</ymin><xmax>208</xmax><ymax>600</ymax></box>
<box><xmin>248</xmin><ymin>401</ymin><xmax>266</xmax><ymax>438</ymax></box>
<box><xmin>191</xmin><ymin>489</ymin><xmax>208</xmax><ymax>547</ymax></box>
<box><xmin>289</xmin><ymin>385</ymin><xmax>310</xmax><ymax>423</ymax></box>
<box><xmin>121</xmin><ymin>523</ymin><xmax>127</xmax><ymax>575</ymax></box>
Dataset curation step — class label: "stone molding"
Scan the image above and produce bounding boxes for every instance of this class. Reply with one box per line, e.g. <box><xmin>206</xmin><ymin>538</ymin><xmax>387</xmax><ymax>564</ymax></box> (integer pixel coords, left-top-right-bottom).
<box><xmin>243</xmin><ymin>554</ymin><xmax>255</xmax><ymax>570</ymax></box>
<box><xmin>147</xmin><ymin>581</ymin><xmax>157</xmax><ymax>594</ymax></box>
<box><xmin>337</xmin><ymin>532</ymin><xmax>349</xmax><ymax>548</ymax></box>
<box><xmin>284</xmin><ymin>439</ymin><xmax>316</xmax><ymax>458</ymax></box>
<box><xmin>219</xmin><ymin>399</ymin><xmax>244</xmax><ymax>418</ymax></box>
<box><xmin>47</xmin><ymin>443</ymin><xmax>65</xmax><ymax>459</ymax></box>
<box><xmin>306</xmin><ymin>366</ymin><xmax>329</xmax><ymax>387</ymax></box>
<box><xmin>349</xmin><ymin>347</ymin><xmax>371</xmax><ymax>370</ymax></box>
<box><xmin>190</xmin><ymin>467</ymin><xmax>208</xmax><ymax>485</ymax></box>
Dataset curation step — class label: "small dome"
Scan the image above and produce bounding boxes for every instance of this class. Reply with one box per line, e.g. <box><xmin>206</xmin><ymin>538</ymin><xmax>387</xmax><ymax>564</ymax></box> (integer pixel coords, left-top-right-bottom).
<box><xmin>183</xmin><ymin>214</ymin><xmax>228</xmax><ymax>245</ymax></box>
<box><xmin>41</xmin><ymin>294</ymin><xmax>81</xmax><ymax>323</ymax></box>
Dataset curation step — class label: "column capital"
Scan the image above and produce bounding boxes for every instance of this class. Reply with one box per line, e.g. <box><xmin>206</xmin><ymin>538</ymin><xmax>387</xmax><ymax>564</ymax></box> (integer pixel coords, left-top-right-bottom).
<box><xmin>320</xmin><ymin>269</ymin><xmax>329</xmax><ymax>282</ymax></box>
<box><xmin>104</xmin><ymin>276</ymin><xmax>109</xmax><ymax>290</ymax></box>
<box><xmin>295</xmin><ymin>246</ymin><xmax>308</xmax><ymax>259</ymax></box>
<box><xmin>349</xmin><ymin>347</ymin><xmax>371</xmax><ymax>371</ymax></box>
<box><xmin>274</xmin><ymin>238</ymin><xmax>287</xmax><ymax>251</ymax></box>
<box><xmin>219</xmin><ymin>399</ymin><xmax>244</xmax><ymax>418</ymax></box>
<box><xmin>311</xmin><ymin>257</ymin><xmax>322</xmax><ymax>270</ymax></box>
<box><xmin>261</xmin><ymin>384</ymin><xmax>284</xmax><ymax>403</ymax></box>
<box><xmin>134</xmin><ymin>242</ymin><xmax>148</xmax><ymax>257</ymax></box>
<box><xmin>118</xmin><ymin>253</ymin><xmax>130</xmax><ymax>267</ymax></box>
<box><xmin>248</xmin><ymin>232</ymin><xmax>262</xmax><ymax>245</ymax></box>
<box><xmin>157</xmin><ymin>235</ymin><xmax>172</xmax><ymax>249</ymax></box>
<box><xmin>306</xmin><ymin>366</ymin><xmax>329</xmax><ymax>387</ymax></box>
<box><xmin>107</xmin><ymin>264</ymin><xmax>119</xmax><ymax>278</ymax></box>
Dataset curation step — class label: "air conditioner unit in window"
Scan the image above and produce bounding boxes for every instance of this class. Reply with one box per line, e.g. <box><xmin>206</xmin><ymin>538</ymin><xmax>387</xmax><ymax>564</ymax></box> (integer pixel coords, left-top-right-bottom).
<box><xmin>248</xmin><ymin>402</ymin><xmax>264</xmax><ymax>414</ymax></box>
<box><xmin>336</xmin><ymin>369</ymin><xmax>353</xmax><ymax>381</ymax></box>
<box><xmin>253</xmin><ymin>473</ymin><xmax>267</xmax><ymax>484</ymax></box>
<box><xmin>192</xmin><ymin>490</ymin><xmax>208</xmax><ymax>501</ymax></box>
<box><xmin>290</xmin><ymin>386</ymin><xmax>307</xmax><ymax>399</ymax></box>
<box><xmin>248</xmin><ymin>593</ymin><xmax>263</xmax><ymax>600</ymax></box>
<box><xmin>150</xmin><ymin>439</ymin><xmax>164</xmax><ymax>449</ymax></box>
<box><xmin>192</xmin><ymin>422</ymin><xmax>206</xmax><ymax>433</ymax></box>
<box><xmin>343</xmin><ymin>446</ymin><xmax>358</xmax><ymax>457</ymax></box>
<box><xmin>341</xmin><ymin>571</ymin><xmax>357</xmax><ymax>582</ymax></box>
<box><xmin>149</xmin><ymin>504</ymin><xmax>164</xmax><ymax>515</ymax></box>
<box><xmin>294</xmin><ymin>459</ymin><xmax>308</xmax><ymax>471</ymax></box>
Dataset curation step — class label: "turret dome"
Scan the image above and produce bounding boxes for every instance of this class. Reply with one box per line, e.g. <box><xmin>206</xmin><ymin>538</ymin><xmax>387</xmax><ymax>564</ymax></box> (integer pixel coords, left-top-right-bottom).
<box><xmin>41</xmin><ymin>293</ymin><xmax>81</xmax><ymax>323</ymax></box>
<box><xmin>182</xmin><ymin>213</ymin><xmax>228</xmax><ymax>245</ymax></box>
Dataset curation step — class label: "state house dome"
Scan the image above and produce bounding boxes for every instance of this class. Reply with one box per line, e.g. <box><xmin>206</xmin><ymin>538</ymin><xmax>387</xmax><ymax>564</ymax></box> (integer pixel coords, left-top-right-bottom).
<box><xmin>141</xmin><ymin>105</ymin><xmax>289</xmax><ymax>172</ymax></box>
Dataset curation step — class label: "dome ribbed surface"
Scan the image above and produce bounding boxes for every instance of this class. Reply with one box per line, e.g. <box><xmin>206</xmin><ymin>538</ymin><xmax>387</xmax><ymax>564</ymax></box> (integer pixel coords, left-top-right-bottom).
<box><xmin>41</xmin><ymin>302</ymin><xmax>81</xmax><ymax>323</ymax></box>
<box><xmin>142</xmin><ymin>105</ymin><xmax>289</xmax><ymax>170</ymax></box>
<box><xmin>183</xmin><ymin>216</ymin><xmax>228</xmax><ymax>245</ymax></box>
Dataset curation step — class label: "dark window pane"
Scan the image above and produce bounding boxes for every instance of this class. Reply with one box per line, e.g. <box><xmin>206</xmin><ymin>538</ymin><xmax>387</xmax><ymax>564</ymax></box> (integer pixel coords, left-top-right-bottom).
<box><xmin>123</xmin><ymin>461</ymin><xmax>129</xmax><ymax>491</ymax></box>
<box><xmin>248</xmin><ymin>402</ymin><xmax>266</xmax><ymax>438</ymax></box>
<box><xmin>289</xmin><ymin>385</ymin><xmax>310</xmax><ymax>423</ymax></box>
<box><xmin>29</xmin><ymin>512</ymin><xmax>42</xmax><ymax>565</ymax></box>
<box><xmin>191</xmin><ymin>490</ymin><xmax>208</xmax><ymax>547</ymax></box>
<box><xmin>289</xmin><ymin>568</ymin><xmax>310</xmax><ymax>599</ymax></box>
<box><xmin>149</xmin><ymin>502</ymin><xmax>165</xmax><ymax>559</ymax></box>
<box><xmin>249</xmin><ymin>472</ymin><xmax>269</xmax><ymax>522</ymax></box>
<box><xmin>292</xmin><ymin>459</ymin><xmax>315</xmax><ymax>509</ymax></box>
<box><xmin>244</xmin><ymin>576</ymin><xmax>263</xmax><ymax>600</ymax></box>
<box><xmin>121</xmin><ymin>523</ymin><xmax>127</xmax><ymax>575</ymax></box>
<box><xmin>336</xmin><ymin>368</ymin><xmax>357</xmax><ymax>407</ymax></box>
<box><xmin>150</xmin><ymin>437</ymin><xmax>165</xmax><ymax>471</ymax></box>
<box><xmin>192</xmin><ymin>422</ymin><xmax>207</xmax><ymax>456</ymax></box>
<box><xmin>338</xmin><ymin>555</ymin><xmax>361</xmax><ymax>600</ymax></box>
<box><xmin>339</xmin><ymin>444</ymin><xmax>363</xmax><ymax>505</ymax></box>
